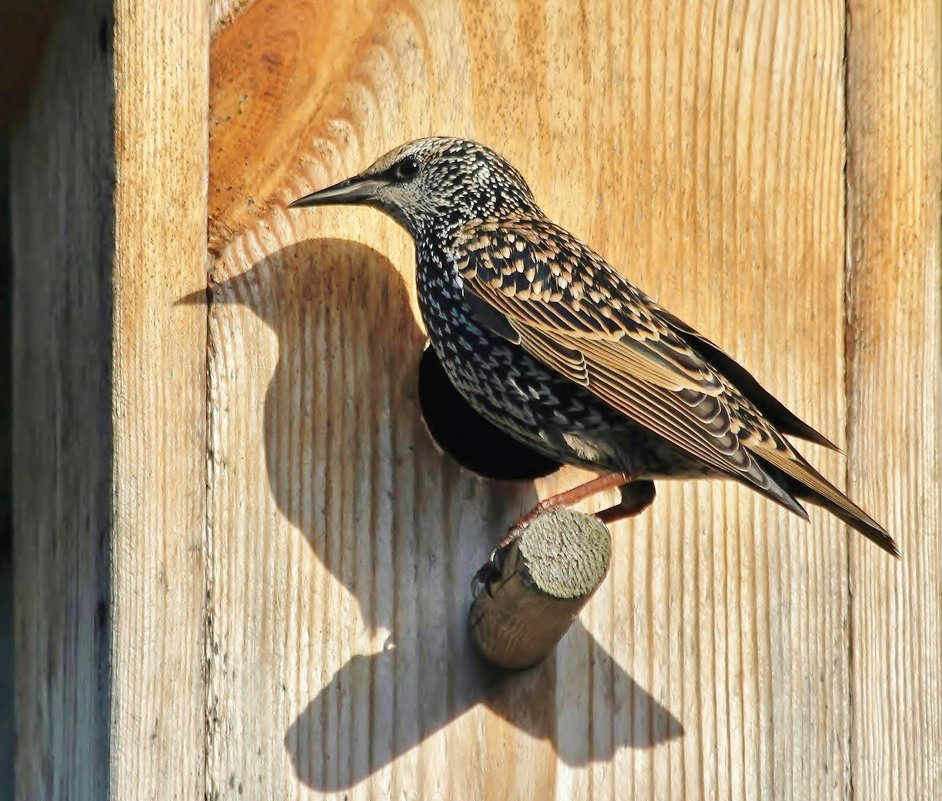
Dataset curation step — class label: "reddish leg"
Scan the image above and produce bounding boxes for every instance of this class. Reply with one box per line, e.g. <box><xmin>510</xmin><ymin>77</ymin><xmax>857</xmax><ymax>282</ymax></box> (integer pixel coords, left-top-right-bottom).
<box><xmin>475</xmin><ymin>476</ymin><xmax>656</xmax><ymax>598</ymax></box>
<box><xmin>596</xmin><ymin>480</ymin><xmax>657</xmax><ymax>523</ymax></box>
<box><xmin>498</xmin><ymin>471</ymin><xmax>633</xmax><ymax>547</ymax></box>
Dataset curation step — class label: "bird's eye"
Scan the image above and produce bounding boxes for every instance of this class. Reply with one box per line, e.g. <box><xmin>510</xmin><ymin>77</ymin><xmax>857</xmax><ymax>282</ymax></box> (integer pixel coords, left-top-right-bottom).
<box><xmin>394</xmin><ymin>156</ymin><xmax>420</xmax><ymax>180</ymax></box>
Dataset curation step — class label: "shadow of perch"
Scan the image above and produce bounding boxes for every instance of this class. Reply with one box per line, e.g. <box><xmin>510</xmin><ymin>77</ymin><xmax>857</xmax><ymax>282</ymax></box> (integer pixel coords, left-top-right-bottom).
<box><xmin>286</xmin><ymin>623</ymin><xmax>683</xmax><ymax>792</ymax></box>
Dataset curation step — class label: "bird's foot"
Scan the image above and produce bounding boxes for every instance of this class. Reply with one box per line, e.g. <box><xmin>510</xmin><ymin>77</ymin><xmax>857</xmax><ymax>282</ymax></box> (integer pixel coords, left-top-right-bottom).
<box><xmin>474</xmin><ymin>472</ymin><xmax>645</xmax><ymax>598</ymax></box>
<box><xmin>471</xmin><ymin>538</ymin><xmax>516</xmax><ymax>598</ymax></box>
<box><xmin>472</xmin><ymin>500</ymin><xmax>557</xmax><ymax>598</ymax></box>
<box><xmin>500</xmin><ymin>470</ymin><xmax>635</xmax><ymax>546</ymax></box>
<box><xmin>596</xmin><ymin>480</ymin><xmax>657</xmax><ymax>524</ymax></box>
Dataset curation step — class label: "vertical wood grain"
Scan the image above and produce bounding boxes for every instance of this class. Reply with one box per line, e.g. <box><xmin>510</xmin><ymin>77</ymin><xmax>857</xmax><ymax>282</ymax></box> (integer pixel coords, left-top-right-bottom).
<box><xmin>13</xmin><ymin>0</ymin><xmax>209</xmax><ymax>798</ymax></box>
<box><xmin>206</xmin><ymin>1</ymin><xmax>863</xmax><ymax>799</ymax></box>
<box><xmin>110</xmin><ymin>1</ymin><xmax>209</xmax><ymax>798</ymax></box>
<box><xmin>846</xmin><ymin>1</ymin><xmax>942</xmax><ymax>798</ymax></box>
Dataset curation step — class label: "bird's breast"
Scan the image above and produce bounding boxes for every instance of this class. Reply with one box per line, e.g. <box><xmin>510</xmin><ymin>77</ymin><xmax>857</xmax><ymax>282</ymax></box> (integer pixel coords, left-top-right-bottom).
<box><xmin>415</xmin><ymin>250</ymin><xmax>498</xmax><ymax>395</ymax></box>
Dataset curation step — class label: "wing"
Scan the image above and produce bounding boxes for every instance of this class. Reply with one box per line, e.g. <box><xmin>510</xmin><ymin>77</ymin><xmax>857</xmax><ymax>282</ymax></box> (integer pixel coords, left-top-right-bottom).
<box><xmin>449</xmin><ymin>216</ymin><xmax>806</xmax><ymax>515</ymax></box>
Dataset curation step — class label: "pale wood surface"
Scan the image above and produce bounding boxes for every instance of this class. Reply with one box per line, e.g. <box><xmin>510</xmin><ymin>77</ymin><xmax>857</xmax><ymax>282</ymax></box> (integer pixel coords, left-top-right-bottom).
<box><xmin>109</xmin><ymin>2</ymin><xmax>210</xmax><ymax>799</ymax></box>
<box><xmin>206</xmin><ymin>2</ymin><xmax>873</xmax><ymax>799</ymax></box>
<box><xmin>13</xmin><ymin>1</ymin><xmax>210</xmax><ymax>800</ymax></box>
<box><xmin>846</xmin><ymin>1</ymin><xmax>942</xmax><ymax>798</ymax></box>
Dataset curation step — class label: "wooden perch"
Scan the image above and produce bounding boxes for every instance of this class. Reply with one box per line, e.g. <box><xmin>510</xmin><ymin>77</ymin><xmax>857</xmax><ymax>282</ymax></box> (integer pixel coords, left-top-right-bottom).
<box><xmin>468</xmin><ymin>509</ymin><xmax>612</xmax><ymax>670</ymax></box>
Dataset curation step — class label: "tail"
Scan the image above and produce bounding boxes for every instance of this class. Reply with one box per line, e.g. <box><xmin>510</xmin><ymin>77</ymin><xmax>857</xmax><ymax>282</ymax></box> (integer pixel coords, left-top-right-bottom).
<box><xmin>753</xmin><ymin>450</ymin><xmax>899</xmax><ymax>558</ymax></box>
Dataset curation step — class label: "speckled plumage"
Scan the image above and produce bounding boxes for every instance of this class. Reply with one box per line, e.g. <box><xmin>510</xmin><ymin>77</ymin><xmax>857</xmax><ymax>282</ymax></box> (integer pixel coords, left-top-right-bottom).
<box><xmin>290</xmin><ymin>137</ymin><xmax>898</xmax><ymax>556</ymax></box>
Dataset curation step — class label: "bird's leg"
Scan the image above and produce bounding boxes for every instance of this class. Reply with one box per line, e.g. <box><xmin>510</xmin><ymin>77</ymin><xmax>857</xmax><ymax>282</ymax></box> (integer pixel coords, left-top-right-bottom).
<box><xmin>476</xmin><ymin>476</ymin><xmax>655</xmax><ymax>596</ymax></box>
<box><xmin>498</xmin><ymin>471</ymin><xmax>634</xmax><ymax>548</ymax></box>
<box><xmin>596</xmin><ymin>480</ymin><xmax>656</xmax><ymax>523</ymax></box>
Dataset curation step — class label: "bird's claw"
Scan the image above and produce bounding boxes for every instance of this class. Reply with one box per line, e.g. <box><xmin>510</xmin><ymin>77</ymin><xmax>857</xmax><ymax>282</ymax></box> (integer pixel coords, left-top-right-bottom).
<box><xmin>471</xmin><ymin>542</ymin><xmax>514</xmax><ymax>599</ymax></box>
<box><xmin>471</xmin><ymin>559</ymin><xmax>500</xmax><ymax>599</ymax></box>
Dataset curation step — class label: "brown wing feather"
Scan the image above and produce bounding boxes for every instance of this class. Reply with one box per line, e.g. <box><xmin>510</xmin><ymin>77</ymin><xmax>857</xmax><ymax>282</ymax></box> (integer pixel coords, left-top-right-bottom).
<box><xmin>516</xmin><ymin>323</ymin><xmax>807</xmax><ymax>515</ymax></box>
<box><xmin>652</xmin><ymin>307</ymin><xmax>839</xmax><ymax>449</ymax></box>
<box><xmin>750</xmin><ymin>441</ymin><xmax>898</xmax><ymax>555</ymax></box>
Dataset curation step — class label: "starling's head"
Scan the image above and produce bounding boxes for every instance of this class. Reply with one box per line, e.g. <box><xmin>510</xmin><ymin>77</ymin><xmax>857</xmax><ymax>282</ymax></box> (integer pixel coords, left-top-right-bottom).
<box><xmin>289</xmin><ymin>138</ymin><xmax>540</xmax><ymax>238</ymax></box>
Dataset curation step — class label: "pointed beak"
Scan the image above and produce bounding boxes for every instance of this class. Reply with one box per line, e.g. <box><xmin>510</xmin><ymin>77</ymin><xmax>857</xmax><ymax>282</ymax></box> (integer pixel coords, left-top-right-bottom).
<box><xmin>288</xmin><ymin>175</ymin><xmax>390</xmax><ymax>209</ymax></box>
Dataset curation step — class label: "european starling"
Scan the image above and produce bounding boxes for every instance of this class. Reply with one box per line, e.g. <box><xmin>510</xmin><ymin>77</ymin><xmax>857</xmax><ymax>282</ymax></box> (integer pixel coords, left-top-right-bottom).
<box><xmin>290</xmin><ymin>138</ymin><xmax>898</xmax><ymax>557</ymax></box>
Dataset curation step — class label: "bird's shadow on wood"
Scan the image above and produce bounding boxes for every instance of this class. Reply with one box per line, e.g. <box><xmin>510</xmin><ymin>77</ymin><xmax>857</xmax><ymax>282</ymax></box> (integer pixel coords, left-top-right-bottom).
<box><xmin>197</xmin><ymin>238</ymin><xmax>683</xmax><ymax>791</ymax></box>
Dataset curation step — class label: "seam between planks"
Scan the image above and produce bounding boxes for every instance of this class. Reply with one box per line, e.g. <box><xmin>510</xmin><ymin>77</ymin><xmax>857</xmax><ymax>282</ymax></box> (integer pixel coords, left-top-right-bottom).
<box><xmin>202</xmin><ymin>269</ymin><xmax>216</xmax><ymax>801</ymax></box>
<box><xmin>202</xmin><ymin>24</ymin><xmax>216</xmax><ymax>792</ymax></box>
<box><xmin>841</xmin><ymin>1</ymin><xmax>855</xmax><ymax>800</ymax></box>
<box><xmin>202</xmin><ymin>14</ymin><xmax>216</xmax><ymax>799</ymax></box>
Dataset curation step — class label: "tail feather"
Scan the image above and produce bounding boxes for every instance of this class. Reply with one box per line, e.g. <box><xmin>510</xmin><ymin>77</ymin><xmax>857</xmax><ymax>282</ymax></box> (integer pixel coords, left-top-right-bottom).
<box><xmin>754</xmin><ymin>449</ymin><xmax>899</xmax><ymax>557</ymax></box>
<box><xmin>809</xmin><ymin>493</ymin><xmax>900</xmax><ymax>558</ymax></box>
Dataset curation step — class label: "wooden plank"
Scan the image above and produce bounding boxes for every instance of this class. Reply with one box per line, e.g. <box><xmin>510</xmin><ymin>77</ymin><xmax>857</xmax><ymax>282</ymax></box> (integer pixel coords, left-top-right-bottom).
<box><xmin>207</xmin><ymin>1</ymin><xmax>855</xmax><ymax>798</ymax></box>
<box><xmin>109</xmin><ymin>1</ymin><xmax>210</xmax><ymax>798</ymax></box>
<box><xmin>12</xmin><ymin>4</ymin><xmax>120</xmax><ymax>796</ymax></box>
<box><xmin>12</xmin><ymin>1</ymin><xmax>209</xmax><ymax>798</ymax></box>
<box><xmin>11</xmin><ymin>2</ymin><xmax>120</xmax><ymax>799</ymax></box>
<box><xmin>846</xmin><ymin>1</ymin><xmax>942</xmax><ymax>798</ymax></box>
<box><xmin>0</xmin><ymin>0</ymin><xmax>66</xmax><ymax>131</ymax></box>
<box><xmin>211</xmin><ymin>0</ymin><xmax>255</xmax><ymax>36</ymax></box>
